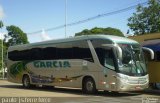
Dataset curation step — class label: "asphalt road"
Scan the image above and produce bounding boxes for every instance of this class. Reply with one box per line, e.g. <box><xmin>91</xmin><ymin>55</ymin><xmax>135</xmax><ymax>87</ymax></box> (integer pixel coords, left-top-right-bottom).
<box><xmin>0</xmin><ymin>80</ymin><xmax>160</xmax><ymax>103</ymax></box>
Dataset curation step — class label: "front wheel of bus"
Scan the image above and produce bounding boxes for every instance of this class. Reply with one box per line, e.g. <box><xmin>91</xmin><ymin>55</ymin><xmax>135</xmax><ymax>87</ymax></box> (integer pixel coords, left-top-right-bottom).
<box><xmin>22</xmin><ymin>75</ymin><xmax>31</xmax><ymax>88</ymax></box>
<box><xmin>83</xmin><ymin>78</ymin><xmax>97</xmax><ymax>94</ymax></box>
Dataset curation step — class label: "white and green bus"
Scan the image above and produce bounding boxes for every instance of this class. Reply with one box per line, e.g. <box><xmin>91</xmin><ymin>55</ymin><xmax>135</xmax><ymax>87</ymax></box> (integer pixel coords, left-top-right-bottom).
<box><xmin>7</xmin><ymin>35</ymin><xmax>152</xmax><ymax>93</ymax></box>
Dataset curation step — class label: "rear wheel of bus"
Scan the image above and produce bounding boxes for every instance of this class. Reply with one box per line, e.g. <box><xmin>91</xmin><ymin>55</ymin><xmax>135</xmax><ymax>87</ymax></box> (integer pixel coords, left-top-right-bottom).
<box><xmin>82</xmin><ymin>77</ymin><xmax>97</xmax><ymax>94</ymax></box>
<box><xmin>22</xmin><ymin>75</ymin><xmax>32</xmax><ymax>88</ymax></box>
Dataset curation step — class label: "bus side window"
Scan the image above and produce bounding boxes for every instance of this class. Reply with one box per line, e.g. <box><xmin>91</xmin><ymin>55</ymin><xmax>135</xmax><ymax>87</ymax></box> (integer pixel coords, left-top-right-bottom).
<box><xmin>104</xmin><ymin>49</ymin><xmax>115</xmax><ymax>70</ymax></box>
<box><xmin>72</xmin><ymin>41</ymin><xmax>94</xmax><ymax>62</ymax></box>
<box><xmin>91</xmin><ymin>39</ymin><xmax>115</xmax><ymax>70</ymax></box>
<box><xmin>56</xmin><ymin>43</ymin><xmax>73</xmax><ymax>60</ymax></box>
<box><xmin>42</xmin><ymin>47</ymin><xmax>57</xmax><ymax>60</ymax></box>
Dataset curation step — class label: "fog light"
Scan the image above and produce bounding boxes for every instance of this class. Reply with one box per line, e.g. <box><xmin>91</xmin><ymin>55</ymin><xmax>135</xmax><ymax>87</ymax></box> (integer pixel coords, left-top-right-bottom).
<box><xmin>110</xmin><ymin>82</ymin><xmax>115</xmax><ymax>85</ymax></box>
<box><xmin>101</xmin><ymin>81</ymin><xmax>106</xmax><ymax>84</ymax></box>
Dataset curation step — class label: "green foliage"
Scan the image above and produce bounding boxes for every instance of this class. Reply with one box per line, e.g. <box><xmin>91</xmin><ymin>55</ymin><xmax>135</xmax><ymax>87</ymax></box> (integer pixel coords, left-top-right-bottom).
<box><xmin>0</xmin><ymin>23</ymin><xmax>29</xmax><ymax>72</ymax></box>
<box><xmin>5</xmin><ymin>25</ymin><xmax>29</xmax><ymax>47</ymax></box>
<box><xmin>0</xmin><ymin>21</ymin><xmax>4</xmax><ymax>73</ymax></box>
<box><xmin>0</xmin><ymin>40</ymin><xmax>7</xmax><ymax>69</ymax></box>
<box><xmin>128</xmin><ymin>0</ymin><xmax>160</xmax><ymax>35</ymax></box>
<box><xmin>75</xmin><ymin>27</ymin><xmax>124</xmax><ymax>37</ymax></box>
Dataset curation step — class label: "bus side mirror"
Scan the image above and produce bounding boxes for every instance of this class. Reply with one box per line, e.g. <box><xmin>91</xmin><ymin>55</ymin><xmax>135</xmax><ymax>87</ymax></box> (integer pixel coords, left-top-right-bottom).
<box><xmin>142</xmin><ymin>47</ymin><xmax>154</xmax><ymax>60</ymax></box>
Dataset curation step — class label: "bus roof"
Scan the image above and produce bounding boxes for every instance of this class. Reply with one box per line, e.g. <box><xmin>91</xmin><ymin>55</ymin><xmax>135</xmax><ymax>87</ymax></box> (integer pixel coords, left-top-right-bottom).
<box><xmin>8</xmin><ymin>34</ymin><xmax>138</xmax><ymax>51</ymax></box>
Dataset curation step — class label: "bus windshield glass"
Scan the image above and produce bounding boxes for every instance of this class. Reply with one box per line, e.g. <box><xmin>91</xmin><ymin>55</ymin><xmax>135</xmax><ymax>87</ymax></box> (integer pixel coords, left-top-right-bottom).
<box><xmin>118</xmin><ymin>44</ymin><xmax>147</xmax><ymax>76</ymax></box>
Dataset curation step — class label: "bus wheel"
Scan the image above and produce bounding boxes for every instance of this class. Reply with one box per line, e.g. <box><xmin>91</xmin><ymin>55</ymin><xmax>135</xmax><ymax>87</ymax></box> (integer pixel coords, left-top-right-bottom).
<box><xmin>83</xmin><ymin>77</ymin><xmax>97</xmax><ymax>94</ymax></box>
<box><xmin>22</xmin><ymin>75</ymin><xmax>31</xmax><ymax>88</ymax></box>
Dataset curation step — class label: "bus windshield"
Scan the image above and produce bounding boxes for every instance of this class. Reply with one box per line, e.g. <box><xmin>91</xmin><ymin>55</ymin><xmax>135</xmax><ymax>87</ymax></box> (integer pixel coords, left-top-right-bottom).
<box><xmin>118</xmin><ymin>44</ymin><xmax>147</xmax><ymax>76</ymax></box>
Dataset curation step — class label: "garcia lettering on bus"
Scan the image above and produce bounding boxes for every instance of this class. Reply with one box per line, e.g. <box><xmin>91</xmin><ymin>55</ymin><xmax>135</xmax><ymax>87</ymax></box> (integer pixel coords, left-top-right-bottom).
<box><xmin>33</xmin><ymin>61</ymin><xmax>71</xmax><ymax>68</ymax></box>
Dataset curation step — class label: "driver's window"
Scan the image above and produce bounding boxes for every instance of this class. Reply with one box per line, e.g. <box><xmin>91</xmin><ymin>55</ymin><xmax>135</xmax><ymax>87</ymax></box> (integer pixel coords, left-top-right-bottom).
<box><xmin>91</xmin><ymin>39</ymin><xmax>115</xmax><ymax>70</ymax></box>
<box><xmin>104</xmin><ymin>49</ymin><xmax>115</xmax><ymax>70</ymax></box>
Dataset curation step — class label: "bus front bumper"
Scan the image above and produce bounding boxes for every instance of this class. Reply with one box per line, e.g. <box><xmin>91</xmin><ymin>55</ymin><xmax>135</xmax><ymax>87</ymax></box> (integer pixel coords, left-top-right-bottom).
<box><xmin>116</xmin><ymin>82</ymin><xmax>149</xmax><ymax>92</ymax></box>
<box><xmin>115</xmin><ymin>78</ymin><xmax>149</xmax><ymax>92</ymax></box>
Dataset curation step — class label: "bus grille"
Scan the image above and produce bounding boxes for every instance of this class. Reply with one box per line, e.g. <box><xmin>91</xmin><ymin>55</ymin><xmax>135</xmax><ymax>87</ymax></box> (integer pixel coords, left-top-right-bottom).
<box><xmin>127</xmin><ymin>78</ymin><xmax>147</xmax><ymax>84</ymax></box>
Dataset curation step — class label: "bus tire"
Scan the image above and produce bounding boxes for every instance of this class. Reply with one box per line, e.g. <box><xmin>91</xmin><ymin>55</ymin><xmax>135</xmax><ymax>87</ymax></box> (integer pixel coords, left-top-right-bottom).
<box><xmin>22</xmin><ymin>75</ymin><xmax>32</xmax><ymax>88</ymax></box>
<box><xmin>82</xmin><ymin>77</ymin><xmax>97</xmax><ymax>94</ymax></box>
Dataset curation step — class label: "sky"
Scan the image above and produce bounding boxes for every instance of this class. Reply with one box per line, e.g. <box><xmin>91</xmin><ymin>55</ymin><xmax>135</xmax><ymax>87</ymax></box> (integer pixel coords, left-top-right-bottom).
<box><xmin>0</xmin><ymin>0</ymin><xmax>147</xmax><ymax>43</ymax></box>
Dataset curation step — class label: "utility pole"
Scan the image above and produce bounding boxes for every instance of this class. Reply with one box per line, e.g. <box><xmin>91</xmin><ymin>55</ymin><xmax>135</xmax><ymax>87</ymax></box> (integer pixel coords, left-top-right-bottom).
<box><xmin>0</xmin><ymin>21</ymin><xmax>4</xmax><ymax>79</ymax></box>
<box><xmin>1</xmin><ymin>33</ymin><xmax>4</xmax><ymax>79</ymax></box>
<box><xmin>65</xmin><ymin>0</ymin><xmax>67</xmax><ymax>38</ymax></box>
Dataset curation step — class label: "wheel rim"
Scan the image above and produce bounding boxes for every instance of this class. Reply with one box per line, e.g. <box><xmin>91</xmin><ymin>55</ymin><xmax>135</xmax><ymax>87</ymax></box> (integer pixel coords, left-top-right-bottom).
<box><xmin>24</xmin><ymin>77</ymin><xmax>30</xmax><ymax>87</ymax></box>
<box><xmin>86</xmin><ymin>81</ymin><xmax>94</xmax><ymax>92</ymax></box>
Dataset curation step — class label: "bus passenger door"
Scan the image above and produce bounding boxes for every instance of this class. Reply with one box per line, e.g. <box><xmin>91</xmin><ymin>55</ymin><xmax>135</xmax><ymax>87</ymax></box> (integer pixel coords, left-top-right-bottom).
<box><xmin>98</xmin><ymin>48</ymin><xmax>117</xmax><ymax>91</ymax></box>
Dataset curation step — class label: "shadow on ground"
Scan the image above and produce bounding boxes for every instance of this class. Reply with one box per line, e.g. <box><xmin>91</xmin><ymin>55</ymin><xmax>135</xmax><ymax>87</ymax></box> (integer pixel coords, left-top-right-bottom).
<box><xmin>0</xmin><ymin>84</ymin><xmax>148</xmax><ymax>97</ymax></box>
<box><xmin>132</xmin><ymin>90</ymin><xmax>160</xmax><ymax>96</ymax></box>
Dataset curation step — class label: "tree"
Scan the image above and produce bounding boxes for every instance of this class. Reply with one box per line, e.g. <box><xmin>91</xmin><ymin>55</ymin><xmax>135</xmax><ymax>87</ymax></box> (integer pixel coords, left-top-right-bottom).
<box><xmin>128</xmin><ymin>0</ymin><xmax>160</xmax><ymax>35</ymax></box>
<box><xmin>0</xmin><ymin>40</ymin><xmax>6</xmax><ymax>69</ymax></box>
<box><xmin>75</xmin><ymin>27</ymin><xmax>124</xmax><ymax>37</ymax></box>
<box><xmin>4</xmin><ymin>25</ymin><xmax>29</xmax><ymax>47</ymax></box>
